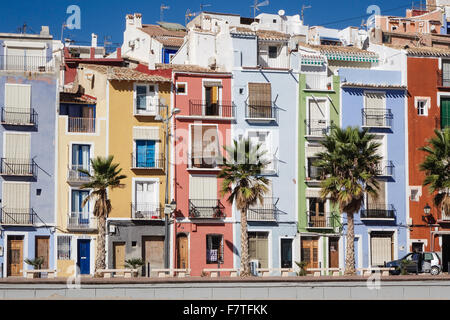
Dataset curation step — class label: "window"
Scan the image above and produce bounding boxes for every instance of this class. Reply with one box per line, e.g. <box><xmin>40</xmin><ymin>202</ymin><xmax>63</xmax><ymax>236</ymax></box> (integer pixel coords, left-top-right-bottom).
<box><xmin>206</xmin><ymin>234</ymin><xmax>224</xmax><ymax>264</ymax></box>
<box><xmin>133</xmin><ymin>180</ymin><xmax>159</xmax><ymax>219</ymax></box>
<box><xmin>134</xmin><ymin>84</ymin><xmax>159</xmax><ymax>115</ymax></box>
<box><xmin>57</xmin><ymin>236</ymin><xmax>71</xmax><ymax>260</ymax></box>
<box><xmin>3</xmin><ymin>132</ymin><xmax>31</xmax><ymax>175</ymax></box>
<box><xmin>416</xmin><ymin>98</ymin><xmax>429</xmax><ymax>116</ymax></box>
<box><xmin>410</xmin><ymin>187</ymin><xmax>421</xmax><ymax>201</ymax></box>
<box><xmin>248</xmin><ymin>82</ymin><xmax>272</xmax><ymax>112</ymax></box>
<box><xmin>4</xmin><ymin>84</ymin><xmax>32</xmax><ymax>124</ymax></box>
<box><xmin>281</xmin><ymin>239</ymin><xmax>293</xmax><ymax>268</ymax></box>
<box><xmin>443</xmin><ymin>61</ymin><xmax>450</xmax><ymax>87</ymax></box>
<box><xmin>176</xmin><ymin>83</ymin><xmax>187</xmax><ymax>95</ymax></box>
<box><xmin>307</xmin><ymin>158</ymin><xmax>321</xmax><ymax>180</ymax></box>
<box><xmin>441</xmin><ymin>98</ymin><xmax>450</xmax><ymax>128</ymax></box>
<box><xmin>71</xmin><ymin>190</ymin><xmax>90</xmax><ymax>222</ymax></box>
<box><xmin>268</xmin><ymin>46</ymin><xmax>278</xmax><ymax>59</ymax></box>
<box><xmin>71</xmin><ymin>144</ymin><xmax>90</xmax><ymax>175</ymax></box>
<box><xmin>135</xmin><ymin>140</ymin><xmax>156</xmax><ymax>168</ymax></box>
<box><xmin>2</xmin><ymin>182</ymin><xmax>30</xmax><ymax>224</ymax></box>
<box><xmin>248</xmin><ymin>232</ymin><xmax>269</xmax><ymax>268</ymax></box>
<box><xmin>190</xmin><ymin>125</ymin><xmax>219</xmax><ymax>168</ymax></box>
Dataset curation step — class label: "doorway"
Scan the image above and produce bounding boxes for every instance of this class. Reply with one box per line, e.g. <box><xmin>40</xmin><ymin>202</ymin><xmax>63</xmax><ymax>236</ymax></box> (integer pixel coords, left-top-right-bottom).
<box><xmin>35</xmin><ymin>236</ymin><xmax>50</xmax><ymax>269</ymax></box>
<box><xmin>142</xmin><ymin>236</ymin><xmax>164</xmax><ymax>276</ymax></box>
<box><xmin>281</xmin><ymin>238</ymin><xmax>293</xmax><ymax>268</ymax></box>
<box><xmin>113</xmin><ymin>242</ymin><xmax>126</xmax><ymax>272</ymax></box>
<box><xmin>442</xmin><ymin>235</ymin><xmax>450</xmax><ymax>272</ymax></box>
<box><xmin>77</xmin><ymin>239</ymin><xmax>90</xmax><ymax>275</ymax></box>
<box><xmin>7</xmin><ymin>236</ymin><xmax>24</xmax><ymax>276</ymax></box>
<box><xmin>176</xmin><ymin>234</ymin><xmax>189</xmax><ymax>269</ymax></box>
<box><xmin>301</xmin><ymin>237</ymin><xmax>319</xmax><ymax>270</ymax></box>
<box><xmin>328</xmin><ymin>237</ymin><xmax>339</xmax><ymax>268</ymax></box>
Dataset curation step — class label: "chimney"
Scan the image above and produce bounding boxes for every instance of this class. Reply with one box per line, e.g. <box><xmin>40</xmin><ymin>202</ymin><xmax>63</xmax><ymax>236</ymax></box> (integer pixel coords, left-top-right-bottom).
<box><xmin>40</xmin><ymin>26</ymin><xmax>49</xmax><ymax>36</ymax></box>
<box><xmin>91</xmin><ymin>33</ymin><xmax>98</xmax><ymax>48</ymax></box>
<box><xmin>117</xmin><ymin>47</ymin><xmax>122</xmax><ymax>59</ymax></box>
<box><xmin>134</xmin><ymin>13</ymin><xmax>143</xmax><ymax>28</ymax></box>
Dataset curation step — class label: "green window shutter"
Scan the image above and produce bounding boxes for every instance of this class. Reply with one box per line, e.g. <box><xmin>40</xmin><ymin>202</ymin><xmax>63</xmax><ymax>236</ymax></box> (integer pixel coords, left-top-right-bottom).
<box><xmin>441</xmin><ymin>98</ymin><xmax>450</xmax><ymax>129</ymax></box>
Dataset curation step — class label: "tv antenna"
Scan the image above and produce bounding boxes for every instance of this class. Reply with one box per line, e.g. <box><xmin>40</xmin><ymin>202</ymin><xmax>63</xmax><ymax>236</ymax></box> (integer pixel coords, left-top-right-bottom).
<box><xmin>17</xmin><ymin>23</ymin><xmax>28</xmax><ymax>34</ymax></box>
<box><xmin>200</xmin><ymin>3</ymin><xmax>211</xmax><ymax>11</ymax></box>
<box><xmin>160</xmin><ymin>4</ymin><xmax>170</xmax><ymax>22</ymax></box>
<box><xmin>301</xmin><ymin>4</ymin><xmax>311</xmax><ymax>23</ymax></box>
<box><xmin>185</xmin><ymin>9</ymin><xmax>198</xmax><ymax>25</ymax></box>
<box><xmin>251</xmin><ymin>0</ymin><xmax>269</xmax><ymax>19</ymax></box>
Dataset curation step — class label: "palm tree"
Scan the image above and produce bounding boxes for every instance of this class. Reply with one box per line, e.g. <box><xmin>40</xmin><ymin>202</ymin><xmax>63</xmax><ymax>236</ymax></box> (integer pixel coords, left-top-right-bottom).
<box><xmin>419</xmin><ymin>128</ymin><xmax>450</xmax><ymax>216</ymax></box>
<box><xmin>314</xmin><ymin>126</ymin><xmax>382</xmax><ymax>275</ymax></box>
<box><xmin>219</xmin><ymin>139</ymin><xmax>270</xmax><ymax>277</ymax></box>
<box><xmin>79</xmin><ymin>156</ymin><xmax>126</xmax><ymax>277</ymax></box>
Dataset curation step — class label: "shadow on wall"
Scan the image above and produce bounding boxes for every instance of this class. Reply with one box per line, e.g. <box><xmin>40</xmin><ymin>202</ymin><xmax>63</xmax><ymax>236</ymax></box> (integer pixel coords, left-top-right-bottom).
<box><xmin>226</xmin><ymin>239</ymin><xmax>239</xmax><ymax>257</ymax></box>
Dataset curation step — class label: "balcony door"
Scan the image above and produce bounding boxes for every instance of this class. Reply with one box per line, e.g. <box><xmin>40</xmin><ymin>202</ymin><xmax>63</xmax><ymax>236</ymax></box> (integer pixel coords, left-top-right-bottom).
<box><xmin>366</xmin><ymin>181</ymin><xmax>386</xmax><ymax>216</ymax></box>
<box><xmin>441</xmin><ymin>98</ymin><xmax>450</xmax><ymax>129</ymax></box>
<box><xmin>308</xmin><ymin>198</ymin><xmax>326</xmax><ymax>228</ymax></box>
<box><xmin>4</xmin><ymin>84</ymin><xmax>31</xmax><ymax>124</ymax></box>
<box><xmin>204</xmin><ymin>82</ymin><xmax>221</xmax><ymax>116</ymax></box>
<box><xmin>4</xmin><ymin>132</ymin><xmax>30</xmax><ymax>175</ymax></box>
<box><xmin>248</xmin><ymin>130</ymin><xmax>274</xmax><ymax>172</ymax></box>
<box><xmin>308</xmin><ymin>99</ymin><xmax>328</xmax><ymax>135</ymax></box>
<box><xmin>134</xmin><ymin>181</ymin><xmax>159</xmax><ymax>218</ymax></box>
<box><xmin>135</xmin><ymin>84</ymin><xmax>158</xmax><ymax>115</ymax></box>
<box><xmin>5</xmin><ymin>46</ymin><xmax>45</xmax><ymax>71</ymax></box>
<box><xmin>248</xmin><ymin>83</ymin><xmax>272</xmax><ymax>118</ymax></box>
<box><xmin>136</xmin><ymin>140</ymin><xmax>156</xmax><ymax>168</ymax></box>
<box><xmin>443</xmin><ymin>61</ymin><xmax>450</xmax><ymax>87</ymax></box>
<box><xmin>71</xmin><ymin>144</ymin><xmax>90</xmax><ymax>178</ymax></box>
<box><xmin>189</xmin><ymin>176</ymin><xmax>218</xmax><ymax>218</ymax></box>
<box><xmin>248</xmin><ymin>232</ymin><xmax>269</xmax><ymax>269</ymax></box>
<box><xmin>2</xmin><ymin>182</ymin><xmax>30</xmax><ymax>224</ymax></box>
<box><xmin>190</xmin><ymin>125</ymin><xmax>219</xmax><ymax>168</ymax></box>
<box><xmin>71</xmin><ymin>190</ymin><xmax>90</xmax><ymax>224</ymax></box>
<box><xmin>364</xmin><ymin>92</ymin><xmax>386</xmax><ymax>127</ymax></box>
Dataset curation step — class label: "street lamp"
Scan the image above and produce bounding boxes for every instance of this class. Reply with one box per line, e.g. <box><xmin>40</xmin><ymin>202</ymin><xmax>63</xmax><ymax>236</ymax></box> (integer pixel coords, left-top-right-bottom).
<box><xmin>424</xmin><ymin>203</ymin><xmax>431</xmax><ymax>215</ymax></box>
<box><xmin>157</xmin><ymin>98</ymin><xmax>180</xmax><ymax>268</ymax></box>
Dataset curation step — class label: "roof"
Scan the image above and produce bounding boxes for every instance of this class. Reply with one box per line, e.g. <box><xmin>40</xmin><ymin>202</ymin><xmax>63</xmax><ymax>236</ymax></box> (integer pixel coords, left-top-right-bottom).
<box><xmin>157</xmin><ymin>22</ymin><xmax>187</xmax><ymax>31</ymax></box>
<box><xmin>155</xmin><ymin>63</ymin><xmax>230</xmax><ymax>74</ymax></box>
<box><xmin>230</xmin><ymin>27</ymin><xmax>289</xmax><ymax>41</ymax></box>
<box><xmin>341</xmin><ymin>82</ymin><xmax>406</xmax><ymax>89</ymax></box>
<box><xmin>300</xmin><ymin>44</ymin><xmax>379</xmax><ymax>62</ymax></box>
<box><xmin>79</xmin><ymin>64</ymin><xmax>171</xmax><ymax>82</ymax></box>
<box><xmin>60</xmin><ymin>92</ymin><xmax>97</xmax><ymax>104</ymax></box>
<box><xmin>139</xmin><ymin>24</ymin><xmax>186</xmax><ymax>47</ymax></box>
<box><xmin>386</xmin><ymin>44</ymin><xmax>450</xmax><ymax>57</ymax></box>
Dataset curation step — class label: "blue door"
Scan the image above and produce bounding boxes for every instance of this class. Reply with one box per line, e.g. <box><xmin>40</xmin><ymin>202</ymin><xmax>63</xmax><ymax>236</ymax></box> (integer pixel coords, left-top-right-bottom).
<box><xmin>136</xmin><ymin>140</ymin><xmax>155</xmax><ymax>167</ymax></box>
<box><xmin>77</xmin><ymin>239</ymin><xmax>90</xmax><ymax>274</ymax></box>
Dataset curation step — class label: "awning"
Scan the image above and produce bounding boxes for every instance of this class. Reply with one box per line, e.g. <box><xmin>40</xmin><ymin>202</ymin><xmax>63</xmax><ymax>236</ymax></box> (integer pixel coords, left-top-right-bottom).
<box><xmin>203</xmin><ymin>81</ymin><xmax>223</xmax><ymax>87</ymax></box>
<box><xmin>324</xmin><ymin>53</ymin><xmax>379</xmax><ymax>63</ymax></box>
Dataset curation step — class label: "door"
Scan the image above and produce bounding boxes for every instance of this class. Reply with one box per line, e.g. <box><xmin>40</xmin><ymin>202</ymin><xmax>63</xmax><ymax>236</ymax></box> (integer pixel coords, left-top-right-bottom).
<box><xmin>71</xmin><ymin>190</ymin><xmax>90</xmax><ymax>225</ymax></box>
<box><xmin>4</xmin><ymin>133</ymin><xmax>31</xmax><ymax>175</ymax></box>
<box><xmin>329</xmin><ymin>237</ymin><xmax>339</xmax><ymax>268</ymax></box>
<box><xmin>135</xmin><ymin>181</ymin><xmax>158</xmax><ymax>218</ymax></box>
<box><xmin>308</xmin><ymin>99</ymin><xmax>328</xmax><ymax>135</ymax></box>
<box><xmin>136</xmin><ymin>140</ymin><xmax>156</xmax><ymax>168</ymax></box>
<box><xmin>77</xmin><ymin>239</ymin><xmax>90</xmax><ymax>275</ymax></box>
<box><xmin>248</xmin><ymin>232</ymin><xmax>269</xmax><ymax>268</ymax></box>
<box><xmin>301</xmin><ymin>237</ymin><xmax>319</xmax><ymax>270</ymax></box>
<box><xmin>248</xmin><ymin>83</ymin><xmax>272</xmax><ymax>118</ymax></box>
<box><xmin>204</xmin><ymin>85</ymin><xmax>219</xmax><ymax>116</ymax></box>
<box><xmin>281</xmin><ymin>239</ymin><xmax>293</xmax><ymax>268</ymax></box>
<box><xmin>7</xmin><ymin>236</ymin><xmax>23</xmax><ymax>276</ymax></box>
<box><xmin>442</xmin><ymin>235</ymin><xmax>450</xmax><ymax>272</ymax></box>
<box><xmin>113</xmin><ymin>242</ymin><xmax>126</xmax><ymax>272</ymax></box>
<box><xmin>308</xmin><ymin>198</ymin><xmax>326</xmax><ymax>227</ymax></box>
<box><xmin>4</xmin><ymin>84</ymin><xmax>31</xmax><ymax>124</ymax></box>
<box><xmin>405</xmin><ymin>252</ymin><xmax>421</xmax><ymax>273</ymax></box>
<box><xmin>441</xmin><ymin>98</ymin><xmax>450</xmax><ymax>129</ymax></box>
<box><xmin>143</xmin><ymin>236</ymin><xmax>164</xmax><ymax>275</ymax></box>
<box><xmin>364</xmin><ymin>92</ymin><xmax>386</xmax><ymax>126</ymax></box>
<box><xmin>35</xmin><ymin>236</ymin><xmax>49</xmax><ymax>269</ymax></box>
<box><xmin>370</xmin><ymin>232</ymin><xmax>393</xmax><ymax>267</ymax></box>
<box><xmin>177</xmin><ymin>234</ymin><xmax>189</xmax><ymax>269</ymax></box>
<box><xmin>71</xmin><ymin>144</ymin><xmax>90</xmax><ymax>175</ymax></box>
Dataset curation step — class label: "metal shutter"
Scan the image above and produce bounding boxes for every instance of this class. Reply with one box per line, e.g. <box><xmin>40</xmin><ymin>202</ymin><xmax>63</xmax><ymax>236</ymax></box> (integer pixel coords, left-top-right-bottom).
<box><xmin>370</xmin><ymin>234</ymin><xmax>392</xmax><ymax>266</ymax></box>
<box><xmin>248</xmin><ymin>83</ymin><xmax>272</xmax><ymax>106</ymax></box>
<box><xmin>3</xmin><ymin>182</ymin><xmax>30</xmax><ymax>210</ymax></box>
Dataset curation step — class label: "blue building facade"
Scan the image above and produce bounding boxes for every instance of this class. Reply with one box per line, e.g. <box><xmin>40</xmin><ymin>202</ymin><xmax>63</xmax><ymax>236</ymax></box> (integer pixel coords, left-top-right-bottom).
<box><xmin>339</xmin><ymin>68</ymin><xmax>408</xmax><ymax>269</ymax></box>
<box><xmin>0</xmin><ymin>32</ymin><xmax>58</xmax><ymax>277</ymax></box>
<box><xmin>230</xmin><ymin>30</ymin><xmax>299</xmax><ymax>273</ymax></box>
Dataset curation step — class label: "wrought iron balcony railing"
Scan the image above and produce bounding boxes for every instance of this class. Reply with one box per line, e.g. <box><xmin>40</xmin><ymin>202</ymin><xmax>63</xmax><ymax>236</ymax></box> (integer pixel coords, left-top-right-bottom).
<box><xmin>0</xmin><ymin>158</ymin><xmax>37</xmax><ymax>177</ymax></box>
<box><xmin>68</xmin><ymin>117</ymin><xmax>96</xmax><ymax>133</ymax></box>
<box><xmin>360</xmin><ymin>203</ymin><xmax>395</xmax><ymax>219</ymax></box>
<box><xmin>131</xmin><ymin>153</ymin><xmax>165</xmax><ymax>170</ymax></box>
<box><xmin>1</xmin><ymin>107</ymin><xmax>38</xmax><ymax>126</ymax></box>
<box><xmin>305</xmin><ymin>119</ymin><xmax>332</xmax><ymax>137</ymax></box>
<box><xmin>67</xmin><ymin>212</ymin><xmax>97</xmax><ymax>230</ymax></box>
<box><xmin>304</xmin><ymin>74</ymin><xmax>334</xmax><ymax>91</ymax></box>
<box><xmin>245</xmin><ymin>102</ymin><xmax>277</xmax><ymax>121</ymax></box>
<box><xmin>361</xmin><ymin>108</ymin><xmax>393</xmax><ymax>128</ymax></box>
<box><xmin>131</xmin><ymin>202</ymin><xmax>163</xmax><ymax>220</ymax></box>
<box><xmin>0</xmin><ymin>55</ymin><xmax>54</xmax><ymax>72</ymax></box>
<box><xmin>188</xmin><ymin>153</ymin><xmax>220</xmax><ymax>170</ymax></box>
<box><xmin>189</xmin><ymin>199</ymin><xmax>225</xmax><ymax>219</ymax></box>
<box><xmin>189</xmin><ymin>100</ymin><xmax>235</xmax><ymax>118</ymax></box>
<box><xmin>376</xmin><ymin>160</ymin><xmax>394</xmax><ymax>177</ymax></box>
<box><xmin>248</xmin><ymin>197</ymin><xmax>279</xmax><ymax>221</ymax></box>
<box><xmin>67</xmin><ymin>164</ymin><xmax>91</xmax><ymax>184</ymax></box>
<box><xmin>306</xmin><ymin>212</ymin><xmax>335</xmax><ymax>229</ymax></box>
<box><xmin>134</xmin><ymin>100</ymin><xmax>167</xmax><ymax>117</ymax></box>
<box><xmin>0</xmin><ymin>208</ymin><xmax>37</xmax><ymax>225</ymax></box>
<box><xmin>437</xmin><ymin>70</ymin><xmax>450</xmax><ymax>87</ymax></box>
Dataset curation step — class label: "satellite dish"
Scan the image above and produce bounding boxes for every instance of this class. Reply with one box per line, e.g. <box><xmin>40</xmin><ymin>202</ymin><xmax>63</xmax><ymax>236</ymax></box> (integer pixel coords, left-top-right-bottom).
<box><xmin>250</xmin><ymin>21</ymin><xmax>259</xmax><ymax>31</ymax></box>
<box><xmin>278</xmin><ymin>9</ymin><xmax>285</xmax><ymax>16</ymax></box>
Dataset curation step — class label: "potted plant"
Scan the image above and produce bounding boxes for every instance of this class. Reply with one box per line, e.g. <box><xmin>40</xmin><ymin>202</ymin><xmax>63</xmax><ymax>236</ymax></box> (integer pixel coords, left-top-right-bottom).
<box><xmin>24</xmin><ymin>257</ymin><xmax>45</xmax><ymax>278</ymax></box>
<box><xmin>295</xmin><ymin>261</ymin><xmax>308</xmax><ymax>276</ymax></box>
<box><xmin>400</xmin><ymin>259</ymin><xmax>414</xmax><ymax>275</ymax></box>
<box><xmin>327</xmin><ymin>82</ymin><xmax>332</xmax><ymax>90</ymax></box>
<box><xmin>125</xmin><ymin>258</ymin><xmax>145</xmax><ymax>277</ymax></box>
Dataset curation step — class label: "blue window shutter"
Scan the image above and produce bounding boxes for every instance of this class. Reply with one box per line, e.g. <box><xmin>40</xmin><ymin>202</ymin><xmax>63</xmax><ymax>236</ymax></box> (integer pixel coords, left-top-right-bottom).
<box><xmin>146</xmin><ymin>141</ymin><xmax>156</xmax><ymax>167</ymax></box>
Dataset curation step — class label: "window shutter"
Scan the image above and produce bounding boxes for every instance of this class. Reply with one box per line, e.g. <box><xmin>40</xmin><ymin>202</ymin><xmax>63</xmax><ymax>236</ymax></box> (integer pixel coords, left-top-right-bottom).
<box><xmin>5</xmin><ymin>133</ymin><xmax>30</xmax><ymax>160</ymax></box>
<box><xmin>248</xmin><ymin>83</ymin><xmax>271</xmax><ymax>106</ymax></box>
<box><xmin>365</xmin><ymin>92</ymin><xmax>385</xmax><ymax>110</ymax></box>
<box><xmin>371</xmin><ymin>234</ymin><xmax>392</xmax><ymax>266</ymax></box>
<box><xmin>189</xmin><ymin>176</ymin><xmax>217</xmax><ymax>199</ymax></box>
<box><xmin>3</xmin><ymin>182</ymin><xmax>29</xmax><ymax>210</ymax></box>
<box><xmin>133</xmin><ymin>127</ymin><xmax>160</xmax><ymax>140</ymax></box>
<box><xmin>309</xmin><ymin>99</ymin><xmax>326</xmax><ymax>120</ymax></box>
<box><xmin>5</xmin><ymin>84</ymin><xmax>31</xmax><ymax>110</ymax></box>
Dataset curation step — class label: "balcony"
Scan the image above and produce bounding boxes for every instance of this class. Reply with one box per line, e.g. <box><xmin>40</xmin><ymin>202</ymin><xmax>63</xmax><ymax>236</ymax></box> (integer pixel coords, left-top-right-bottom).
<box><xmin>188</xmin><ymin>153</ymin><xmax>220</xmax><ymax>170</ymax></box>
<box><xmin>1</xmin><ymin>107</ymin><xmax>38</xmax><ymax>126</ymax></box>
<box><xmin>245</xmin><ymin>102</ymin><xmax>277</xmax><ymax>122</ymax></box>
<box><xmin>0</xmin><ymin>158</ymin><xmax>37</xmax><ymax>177</ymax></box>
<box><xmin>131</xmin><ymin>153</ymin><xmax>165</xmax><ymax>170</ymax></box>
<box><xmin>67</xmin><ymin>213</ymin><xmax>97</xmax><ymax>231</ymax></box>
<box><xmin>67</xmin><ymin>165</ymin><xmax>91</xmax><ymax>185</ymax></box>
<box><xmin>247</xmin><ymin>197</ymin><xmax>279</xmax><ymax>221</ymax></box>
<box><xmin>304</xmin><ymin>74</ymin><xmax>334</xmax><ymax>91</ymax></box>
<box><xmin>0</xmin><ymin>208</ymin><xmax>37</xmax><ymax>225</ymax></box>
<box><xmin>134</xmin><ymin>101</ymin><xmax>167</xmax><ymax>117</ymax></box>
<box><xmin>131</xmin><ymin>203</ymin><xmax>163</xmax><ymax>220</ymax></box>
<box><xmin>361</xmin><ymin>108</ymin><xmax>393</xmax><ymax>128</ymax></box>
<box><xmin>439</xmin><ymin>211</ymin><xmax>450</xmax><ymax>223</ymax></box>
<box><xmin>437</xmin><ymin>70</ymin><xmax>450</xmax><ymax>88</ymax></box>
<box><xmin>306</xmin><ymin>212</ymin><xmax>334</xmax><ymax>229</ymax></box>
<box><xmin>257</xmin><ymin>55</ymin><xmax>290</xmax><ymax>70</ymax></box>
<box><xmin>189</xmin><ymin>199</ymin><xmax>225</xmax><ymax>219</ymax></box>
<box><xmin>305</xmin><ymin>119</ymin><xmax>332</xmax><ymax>138</ymax></box>
<box><xmin>376</xmin><ymin>161</ymin><xmax>394</xmax><ymax>178</ymax></box>
<box><xmin>360</xmin><ymin>203</ymin><xmax>395</xmax><ymax>220</ymax></box>
<box><xmin>68</xmin><ymin>117</ymin><xmax>95</xmax><ymax>133</ymax></box>
<box><xmin>188</xmin><ymin>100</ymin><xmax>235</xmax><ymax>119</ymax></box>
<box><xmin>0</xmin><ymin>55</ymin><xmax>54</xmax><ymax>72</ymax></box>
<box><xmin>305</xmin><ymin>165</ymin><xmax>323</xmax><ymax>186</ymax></box>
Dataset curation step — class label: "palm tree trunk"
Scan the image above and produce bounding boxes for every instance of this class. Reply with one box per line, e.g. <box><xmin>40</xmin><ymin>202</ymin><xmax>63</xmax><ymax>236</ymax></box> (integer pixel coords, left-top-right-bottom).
<box><xmin>240</xmin><ymin>207</ymin><xmax>250</xmax><ymax>277</ymax></box>
<box><xmin>94</xmin><ymin>198</ymin><xmax>107</xmax><ymax>277</ymax></box>
<box><xmin>345</xmin><ymin>212</ymin><xmax>356</xmax><ymax>275</ymax></box>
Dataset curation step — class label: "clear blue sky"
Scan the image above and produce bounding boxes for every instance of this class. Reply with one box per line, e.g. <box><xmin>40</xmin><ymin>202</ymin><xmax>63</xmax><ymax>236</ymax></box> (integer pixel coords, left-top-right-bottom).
<box><xmin>0</xmin><ymin>0</ymin><xmax>423</xmax><ymax>48</ymax></box>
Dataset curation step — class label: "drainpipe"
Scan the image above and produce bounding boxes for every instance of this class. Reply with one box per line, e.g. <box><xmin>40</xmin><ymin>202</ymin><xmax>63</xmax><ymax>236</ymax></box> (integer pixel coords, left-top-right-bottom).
<box><xmin>164</xmin><ymin>98</ymin><xmax>170</xmax><ymax>269</ymax></box>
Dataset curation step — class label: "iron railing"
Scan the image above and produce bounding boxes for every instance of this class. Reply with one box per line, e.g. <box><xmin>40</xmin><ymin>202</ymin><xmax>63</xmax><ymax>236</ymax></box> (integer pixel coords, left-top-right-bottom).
<box><xmin>188</xmin><ymin>153</ymin><xmax>220</xmax><ymax>169</ymax></box>
<box><xmin>131</xmin><ymin>153</ymin><xmax>165</xmax><ymax>170</ymax></box>
<box><xmin>304</xmin><ymin>74</ymin><xmax>333</xmax><ymax>91</ymax></box>
<box><xmin>306</xmin><ymin>165</ymin><xmax>323</xmax><ymax>181</ymax></box>
<box><xmin>257</xmin><ymin>55</ymin><xmax>290</xmax><ymax>69</ymax></box>
<box><xmin>305</xmin><ymin>119</ymin><xmax>332</xmax><ymax>137</ymax></box>
<box><xmin>0</xmin><ymin>158</ymin><xmax>37</xmax><ymax>177</ymax></box>
<box><xmin>0</xmin><ymin>208</ymin><xmax>37</xmax><ymax>225</ymax></box>
<box><xmin>68</xmin><ymin>117</ymin><xmax>95</xmax><ymax>133</ymax></box>
<box><xmin>306</xmin><ymin>212</ymin><xmax>335</xmax><ymax>228</ymax></box>
<box><xmin>437</xmin><ymin>70</ymin><xmax>450</xmax><ymax>87</ymax></box>
<box><xmin>362</xmin><ymin>108</ymin><xmax>393</xmax><ymax>128</ymax></box>
<box><xmin>248</xmin><ymin>197</ymin><xmax>279</xmax><ymax>221</ymax></box>
<box><xmin>189</xmin><ymin>100</ymin><xmax>235</xmax><ymax>118</ymax></box>
<box><xmin>0</xmin><ymin>55</ymin><xmax>54</xmax><ymax>72</ymax></box>
<box><xmin>245</xmin><ymin>102</ymin><xmax>277</xmax><ymax>120</ymax></box>
<box><xmin>67</xmin><ymin>165</ymin><xmax>91</xmax><ymax>184</ymax></box>
<box><xmin>360</xmin><ymin>203</ymin><xmax>395</xmax><ymax>219</ymax></box>
<box><xmin>1</xmin><ymin>107</ymin><xmax>38</xmax><ymax>126</ymax></box>
<box><xmin>189</xmin><ymin>199</ymin><xmax>225</xmax><ymax>219</ymax></box>
<box><xmin>134</xmin><ymin>101</ymin><xmax>167</xmax><ymax>117</ymax></box>
<box><xmin>376</xmin><ymin>160</ymin><xmax>394</xmax><ymax>177</ymax></box>
<box><xmin>67</xmin><ymin>212</ymin><xmax>97</xmax><ymax>230</ymax></box>
<box><xmin>131</xmin><ymin>203</ymin><xmax>163</xmax><ymax>219</ymax></box>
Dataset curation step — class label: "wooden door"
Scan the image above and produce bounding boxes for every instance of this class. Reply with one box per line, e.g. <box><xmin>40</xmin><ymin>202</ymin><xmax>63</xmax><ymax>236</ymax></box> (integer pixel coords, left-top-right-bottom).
<box><xmin>143</xmin><ymin>236</ymin><xmax>164</xmax><ymax>275</ymax></box>
<box><xmin>7</xmin><ymin>236</ymin><xmax>23</xmax><ymax>276</ymax></box>
<box><xmin>301</xmin><ymin>237</ymin><xmax>319</xmax><ymax>270</ymax></box>
<box><xmin>35</xmin><ymin>236</ymin><xmax>49</xmax><ymax>269</ymax></box>
<box><xmin>113</xmin><ymin>242</ymin><xmax>126</xmax><ymax>271</ymax></box>
<box><xmin>177</xmin><ymin>234</ymin><xmax>188</xmax><ymax>269</ymax></box>
<box><xmin>328</xmin><ymin>237</ymin><xmax>339</xmax><ymax>268</ymax></box>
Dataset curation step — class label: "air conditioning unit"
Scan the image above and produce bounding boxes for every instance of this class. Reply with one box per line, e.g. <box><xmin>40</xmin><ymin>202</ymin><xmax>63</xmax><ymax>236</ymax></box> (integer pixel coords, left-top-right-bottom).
<box><xmin>109</xmin><ymin>225</ymin><xmax>116</xmax><ymax>233</ymax></box>
<box><xmin>249</xmin><ymin>259</ymin><xmax>259</xmax><ymax>276</ymax></box>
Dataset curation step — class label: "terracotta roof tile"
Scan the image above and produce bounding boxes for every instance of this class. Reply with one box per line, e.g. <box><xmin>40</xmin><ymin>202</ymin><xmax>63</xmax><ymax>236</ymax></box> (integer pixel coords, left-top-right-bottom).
<box><xmin>139</xmin><ymin>25</ymin><xmax>186</xmax><ymax>47</ymax></box>
<box><xmin>60</xmin><ymin>92</ymin><xmax>97</xmax><ymax>104</ymax></box>
<box><xmin>302</xmin><ymin>44</ymin><xmax>378</xmax><ymax>57</ymax></box>
<box><xmin>79</xmin><ymin>64</ymin><xmax>171</xmax><ymax>82</ymax></box>
<box><xmin>155</xmin><ymin>63</ymin><xmax>227</xmax><ymax>73</ymax></box>
<box><xmin>386</xmin><ymin>44</ymin><xmax>450</xmax><ymax>57</ymax></box>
